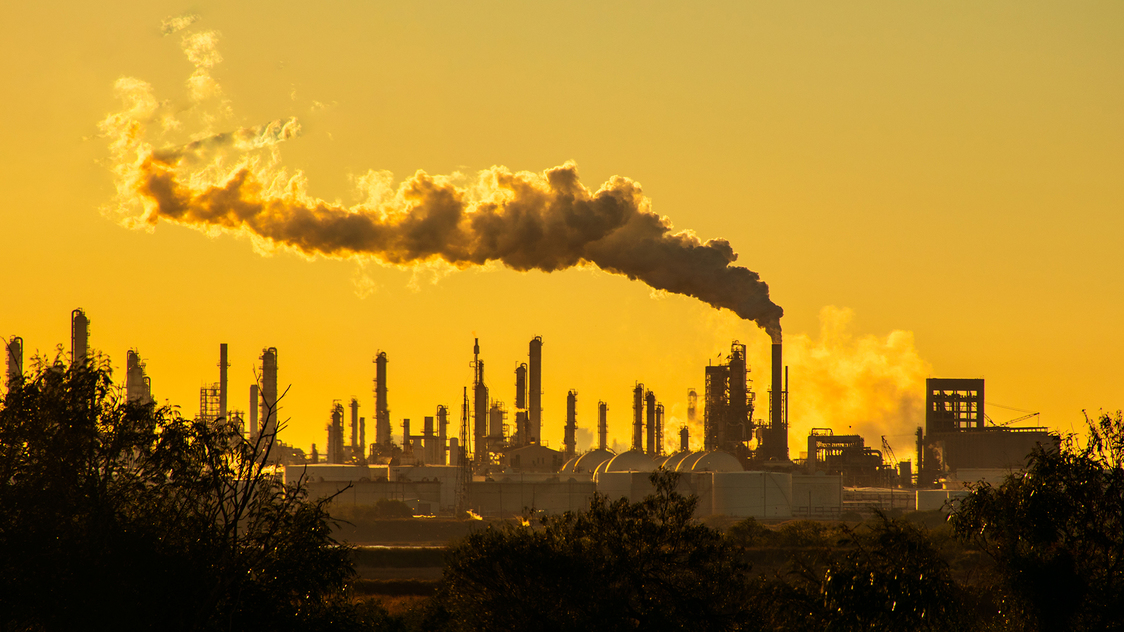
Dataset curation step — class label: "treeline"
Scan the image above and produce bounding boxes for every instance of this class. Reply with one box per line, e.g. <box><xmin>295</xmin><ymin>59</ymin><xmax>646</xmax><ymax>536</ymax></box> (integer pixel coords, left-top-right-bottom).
<box><xmin>2</xmin><ymin>357</ymin><xmax>1121</xmax><ymax>631</ymax></box>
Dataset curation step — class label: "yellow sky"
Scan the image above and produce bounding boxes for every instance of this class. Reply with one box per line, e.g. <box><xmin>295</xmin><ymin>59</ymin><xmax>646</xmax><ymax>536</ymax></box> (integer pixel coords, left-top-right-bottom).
<box><xmin>1</xmin><ymin>1</ymin><xmax>1121</xmax><ymax>457</ymax></box>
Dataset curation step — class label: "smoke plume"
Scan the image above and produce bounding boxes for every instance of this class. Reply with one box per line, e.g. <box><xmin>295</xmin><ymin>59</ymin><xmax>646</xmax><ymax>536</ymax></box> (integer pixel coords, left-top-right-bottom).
<box><xmin>783</xmin><ymin>306</ymin><xmax>930</xmax><ymax>452</ymax></box>
<box><xmin>100</xmin><ymin>36</ymin><xmax>783</xmax><ymax>337</ymax></box>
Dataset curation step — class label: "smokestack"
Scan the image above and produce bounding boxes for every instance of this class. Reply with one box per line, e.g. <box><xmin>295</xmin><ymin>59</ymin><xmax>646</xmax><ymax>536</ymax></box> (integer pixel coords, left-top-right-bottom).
<box><xmin>680</xmin><ymin>425</ymin><xmax>689</xmax><ymax>452</ymax></box>
<box><xmin>374</xmin><ymin>351</ymin><xmax>390</xmax><ymax>446</ymax></box>
<box><xmin>249</xmin><ymin>384</ymin><xmax>259</xmax><ymax>441</ymax></box>
<box><xmin>5</xmin><ymin>336</ymin><xmax>22</xmax><ymax>391</ymax></box>
<box><xmin>597</xmin><ymin>401</ymin><xmax>608</xmax><ymax>451</ymax></box>
<box><xmin>632</xmin><ymin>383</ymin><xmax>644</xmax><ymax>451</ymax></box>
<box><xmin>528</xmin><ymin>337</ymin><xmax>542</xmax><ymax>444</ymax></box>
<box><xmin>260</xmin><ymin>347</ymin><xmax>278</xmax><ymax>440</ymax></box>
<box><xmin>687</xmin><ymin>389</ymin><xmax>697</xmax><ymax>426</ymax></box>
<box><xmin>564</xmin><ymin>390</ymin><xmax>577</xmax><ymax>460</ymax></box>
<box><xmin>764</xmin><ymin>341</ymin><xmax>788</xmax><ymax>461</ymax></box>
<box><xmin>645</xmin><ymin>390</ymin><xmax>657</xmax><ymax>456</ymax></box>
<box><xmin>403</xmin><ymin>418</ymin><xmax>411</xmax><ymax>453</ymax></box>
<box><xmin>70</xmin><ymin>309</ymin><xmax>89</xmax><ymax>369</ymax></box>
<box><xmin>656</xmin><ymin>403</ymin><xmax>664</xmax><ymax>457</ymax></box>
<box><xmin>350</xmin><ymin>397</ymin><xmax>360</xmax><ymax>456</ymax></box>
<box><xmin>218</xmin><ymin>344</ymin><xmax>228</xmax><ymax>421</ymax></box>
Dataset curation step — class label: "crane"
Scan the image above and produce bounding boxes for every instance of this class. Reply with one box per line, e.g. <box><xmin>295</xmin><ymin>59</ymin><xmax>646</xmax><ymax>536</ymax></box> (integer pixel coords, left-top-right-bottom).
<box><xmin>985</xmin><ymin>411</ymin><xmax>1040</xmax><ymax>427</ymax></box>
<box><xmin>881</xmin><ymin>436</ymin><xmax>899</xmax><ymax>469</ymax></box>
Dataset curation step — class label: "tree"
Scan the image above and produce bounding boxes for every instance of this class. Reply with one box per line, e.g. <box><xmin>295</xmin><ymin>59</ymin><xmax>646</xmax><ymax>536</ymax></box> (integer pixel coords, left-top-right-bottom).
<box><xmin>0</xmin><ymin>354</ymin><xmax>367</xmax><ymax>631</ymax></box>
<box><xmin>437</xmin><ymin>470</ymin><xmax>753</xmax><ymax>632</ymax></box>
<box><xmin>949</xmin><ymin>411</ymin><xmax>1124</xmax><ymax>631</ymax></box>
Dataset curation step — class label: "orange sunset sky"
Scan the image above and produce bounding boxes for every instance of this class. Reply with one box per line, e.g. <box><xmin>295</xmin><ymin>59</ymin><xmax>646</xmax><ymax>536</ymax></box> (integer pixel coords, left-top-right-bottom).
<box><xmin>1</xmin><ymin>1</ymin><xmax>1120</xmax><ymax>457</ymax></box>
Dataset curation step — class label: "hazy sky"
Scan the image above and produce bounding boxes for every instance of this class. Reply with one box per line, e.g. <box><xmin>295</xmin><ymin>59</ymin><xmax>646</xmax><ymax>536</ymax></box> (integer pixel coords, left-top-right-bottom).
<box><xmin>1</xmin><ymin>1</ymin><xmax>1120</xmax><ymax>457</ymax></box>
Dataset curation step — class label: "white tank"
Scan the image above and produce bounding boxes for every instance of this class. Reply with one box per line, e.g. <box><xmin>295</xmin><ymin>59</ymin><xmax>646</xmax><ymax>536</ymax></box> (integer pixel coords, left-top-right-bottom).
<box><xmin>711</xmin><ymin>472</ymin><xmax>792</xmax><ymax>518</ymax></box>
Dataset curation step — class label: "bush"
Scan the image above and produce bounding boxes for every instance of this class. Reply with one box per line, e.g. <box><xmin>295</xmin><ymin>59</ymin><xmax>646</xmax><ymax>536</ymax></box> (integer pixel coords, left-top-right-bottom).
<box><xmin>0</xmin><ymin>355</ymin><xmax>371</xmax><ymax>631</ymax></box>
<box><xmin>439</xmin><ymin>471</ymin><xmax>753</xmax><ymax>632</ymax></box>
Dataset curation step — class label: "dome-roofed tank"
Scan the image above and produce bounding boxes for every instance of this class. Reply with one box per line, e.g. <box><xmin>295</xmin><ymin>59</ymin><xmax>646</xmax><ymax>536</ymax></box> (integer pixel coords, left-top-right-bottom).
<box><xmin>573</xmin><ymin>448</ymin><xmax>614</xmax><ymax>474</ymax></box>
<box><xmin>559</xmin><ymin>456</ymin><xmax>579</xmax><ymax>474</ymax></box>
<box><xmin>661</xmin><ymin>451</ymin><xmax>692</xmax><ymax>471</ymax></box>
<box><xmin>675</xmin><ymin>451</ymin><xmax>707</xmax><ymax>472</ymax></box>
<box><xmin>690</xmin><ymin>450</ymin><xmax>744</xmax><ymax>472</ymax></box>
<box><xmin>602</xmin><ymin>450</ymin><xmax>656</xmax><ymax>473</ymax></box>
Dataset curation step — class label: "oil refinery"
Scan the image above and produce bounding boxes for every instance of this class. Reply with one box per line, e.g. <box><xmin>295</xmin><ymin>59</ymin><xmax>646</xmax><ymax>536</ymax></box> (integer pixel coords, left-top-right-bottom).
<box><xmin>3</xmin><ymin>308</ymin><xmax>1056</xmax><ymax>520</ymax></box>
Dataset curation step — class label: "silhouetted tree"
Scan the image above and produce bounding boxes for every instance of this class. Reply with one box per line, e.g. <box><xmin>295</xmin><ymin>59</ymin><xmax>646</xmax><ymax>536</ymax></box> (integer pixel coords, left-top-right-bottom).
<box><xmin>437</xmin><ymin>470</ymin><xmax>753</xmax><ymax>632</ymax></box>
<box><xmin>0</xmin><ymin>355</ymin><xmax>369</xmax><ymax>631</ymax></box>
<box><xmin>950</xmin><ymin>411</ymin><xmax>1123</xmax><ymax>631</ymax></box>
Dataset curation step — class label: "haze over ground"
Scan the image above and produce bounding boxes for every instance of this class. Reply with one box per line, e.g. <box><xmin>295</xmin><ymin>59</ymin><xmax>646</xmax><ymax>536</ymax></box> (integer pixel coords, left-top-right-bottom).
<box><xmin>1</xmin><ymin>1</ymin><xmax>1120</xmax><ymax>454</ymax></box>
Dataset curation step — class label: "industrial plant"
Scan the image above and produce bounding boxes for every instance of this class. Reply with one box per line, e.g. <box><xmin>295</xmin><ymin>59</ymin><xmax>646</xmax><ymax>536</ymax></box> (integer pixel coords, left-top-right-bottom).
<box><xmin>3</xmin><ymin>308</ymin><xmax>1056</xmax><ymax>520</ymax></box>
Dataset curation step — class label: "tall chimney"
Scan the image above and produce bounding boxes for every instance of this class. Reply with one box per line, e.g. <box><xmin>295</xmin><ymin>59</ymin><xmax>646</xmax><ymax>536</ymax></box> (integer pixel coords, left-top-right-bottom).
<box><xmin>564</xmin><ymin>390</ymin><xmax>577</xmax><ymax>460</ymax></box>
<box><xmin>5</xmin><ymin>336</ymin><xmax>22</xmax><ymax>391</ymax></box>
<box><xmin>597</xmin><ymin>401</ymin><xmax>608</xmax><ymax>451</ymax></box>
<box><xmin>632</xmin><ymin>383</ymin><xmax>644</xmax><ymax>451</ymax></box>
<box><xmin>219</xmin><ymin>343</ymin><xmax>229</xmax><ymax>421</ymax></box>
<box><xmin>70</xmin><ymin>309</ymin><xmax>89</xmax><ymax>369</ymax></box>
<box><xmin>679</xmin><ymin>425</ymin><xmax>689</xmax><ymax>452</ymax></box>
<box><xmin>528</xmin><ymin>337</ymin><xmax>543</xmax><ymax>444</ymax></box>
<box><xmin>374</xmin><ymin>351</ymin><xmax>390</xmax><ymax>447</ymax></box>
<box><xmin>645</xmin><ymin>390</ymin><xmax>657</xmax><ymax>456</ymax></box>
<box><xmin>767</xmin><ymin>341</ymin><xmax>787</xmax><ymax>461</ymax></box>
<box><xmin>656</xmin><ymin>403</ymin><xmax>664</xmax><ymax>456</ymax></box>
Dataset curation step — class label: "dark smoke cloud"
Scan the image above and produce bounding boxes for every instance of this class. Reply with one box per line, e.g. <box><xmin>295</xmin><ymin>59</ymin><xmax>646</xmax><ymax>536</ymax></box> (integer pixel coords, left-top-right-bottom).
<box><xmin>103</xmin><ymin>80</ymin><xmax>781</xmax><ymax>338</ymax></box>
<box><xmin>132</xmin><ymin>154</ymin><xmax>782</xmax><ymax>337</ymax></box>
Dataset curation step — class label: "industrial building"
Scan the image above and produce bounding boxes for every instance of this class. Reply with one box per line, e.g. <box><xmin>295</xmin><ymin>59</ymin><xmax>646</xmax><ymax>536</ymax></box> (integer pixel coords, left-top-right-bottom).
<box><xmin>3</xmin><ymin>308</ymin><xmax>1063</xmax><ymax>521</ymax></box>
<box><xmin>918</xmin><ymin>378</ymin><xmax>1055</xmax><ymax>487</ymax></box>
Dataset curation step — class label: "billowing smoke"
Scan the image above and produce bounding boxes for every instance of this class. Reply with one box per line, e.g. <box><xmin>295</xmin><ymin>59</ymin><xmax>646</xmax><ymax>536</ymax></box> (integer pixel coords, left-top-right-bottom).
<box><xmin>100</xmin><ymin>32</ymin><xmax>782</xmax><ymax>338</ymax></box>
<box><xmin>783</xmin><ymin>306</ymin><xmax>930</xmax><ymax>450</ymax></box>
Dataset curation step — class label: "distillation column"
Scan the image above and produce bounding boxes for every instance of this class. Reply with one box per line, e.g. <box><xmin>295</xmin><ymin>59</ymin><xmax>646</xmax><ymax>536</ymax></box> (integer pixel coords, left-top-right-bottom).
<box><xmin>632</xmin><ymin>383</ymin><xmax>644</xmax><ymax>451</ymax></box>
<box><xmin>374</xmin><ymin>351</ymin><xmax>390</xmax><ymax>447</ymax></box>
<box><xmin>597</xmin><ymin>401</ymin><xmax>608</xmax><ymax>451</ymax></box>
<box><xmin>564</xmin><ymin>390</ymin><xmax>577</xmax><ymax>460</ymax></box>
<box><xmin>528</xmin><ymin>337</ymin><xmax>543</xmax><ymax>445</ymax></box>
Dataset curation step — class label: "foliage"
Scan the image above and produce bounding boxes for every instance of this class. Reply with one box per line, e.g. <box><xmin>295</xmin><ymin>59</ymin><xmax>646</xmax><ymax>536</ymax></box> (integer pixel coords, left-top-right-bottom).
<box><xmin>949</xmin><ymin>411</ymin><xmax>1124</xmax><ymax>631</ymax></box>
<box><xmin>438</xmin><ymin>470</ymin><xmax>753</xmax><ymax>632</ymax></box>
<box><xmin>0</xmin><ymin>355</ymin><xmax>371</xmax><ymax>631</ymax></box>
<box><xmin>814</xmin><ymin>515</ymin><xmax>968</xmax><ymax>632</ymax></box>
